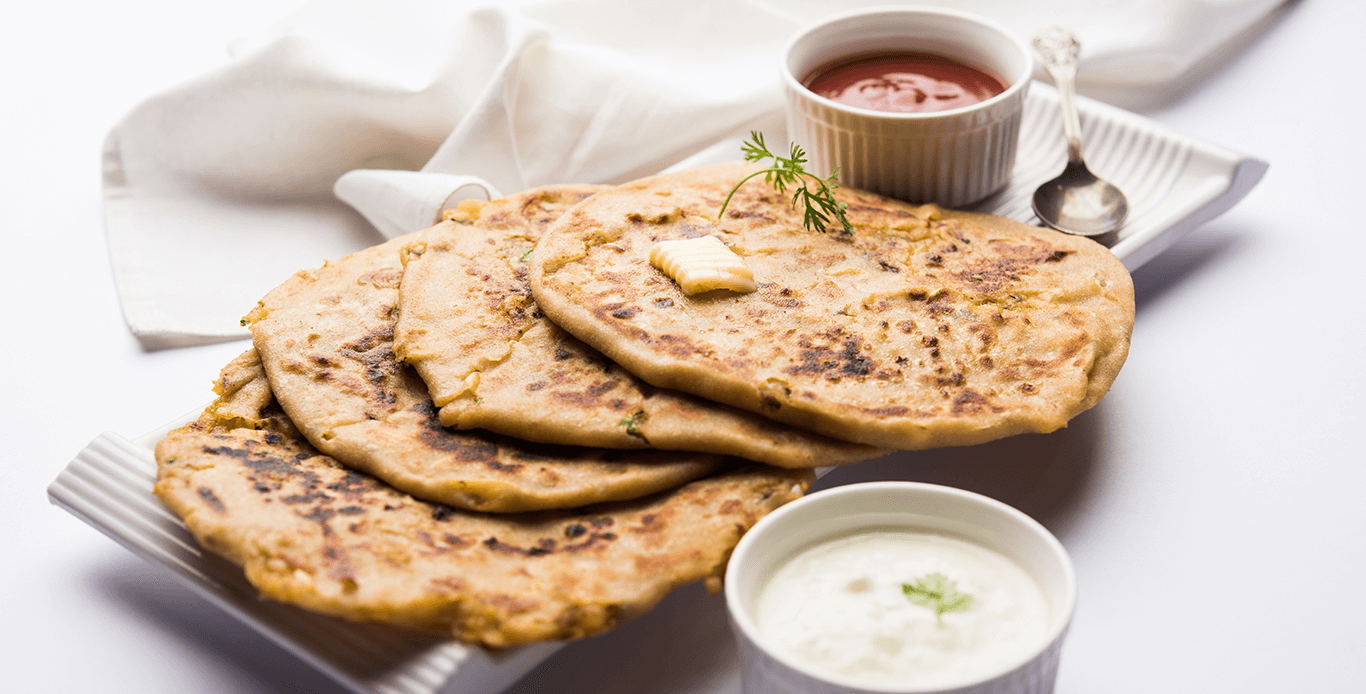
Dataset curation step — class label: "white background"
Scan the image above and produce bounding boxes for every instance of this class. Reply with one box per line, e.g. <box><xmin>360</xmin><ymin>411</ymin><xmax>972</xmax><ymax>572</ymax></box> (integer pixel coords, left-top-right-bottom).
<box><xmin>4</xmin><ymin>0</ymin><xmax>1363</xmax><ymax>692</ymax></box>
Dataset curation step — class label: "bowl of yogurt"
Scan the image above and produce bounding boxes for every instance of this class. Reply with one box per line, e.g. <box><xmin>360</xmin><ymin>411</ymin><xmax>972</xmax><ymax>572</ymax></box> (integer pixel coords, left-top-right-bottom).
<box><xmin>724</xmin><ymin>482</ymin><xmax>1075</xmax><ymax>694</ymax></box>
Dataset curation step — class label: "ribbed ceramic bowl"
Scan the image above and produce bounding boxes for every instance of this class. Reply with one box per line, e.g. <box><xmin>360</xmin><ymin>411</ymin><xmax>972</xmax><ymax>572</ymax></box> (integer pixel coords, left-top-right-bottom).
<box><xmin>782</xmin><ymin>7</ymin><xmax>1033</xmax><ymax>208</ymax></box>
<box><xmin>725</xmin><ymin>482</ymin><xmax>1075</xmax><ymax>694</ymax></box>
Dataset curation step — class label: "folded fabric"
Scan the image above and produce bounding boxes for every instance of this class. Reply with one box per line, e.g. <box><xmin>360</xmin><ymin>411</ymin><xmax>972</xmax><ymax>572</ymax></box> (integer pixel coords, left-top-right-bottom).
<box><xmin>102</xmin><ymin>0</ymin><xmax>1283</xmax><ymax>348</ymax></box>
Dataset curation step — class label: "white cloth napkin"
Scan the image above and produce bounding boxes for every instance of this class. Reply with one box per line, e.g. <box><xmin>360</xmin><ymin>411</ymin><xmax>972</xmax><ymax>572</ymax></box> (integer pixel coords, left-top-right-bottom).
<box><xmin>103</xmin><ymin>0</ymin><xmax>1283</xmax><ymax>348</ymax></box>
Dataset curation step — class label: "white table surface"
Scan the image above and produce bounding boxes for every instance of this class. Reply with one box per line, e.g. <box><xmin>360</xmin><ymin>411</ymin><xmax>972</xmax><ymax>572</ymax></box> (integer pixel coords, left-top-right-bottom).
<box><xmin>6</xmin><ymin>1</ymin><xmax>1363</xmax><ymax>692</ymax></box>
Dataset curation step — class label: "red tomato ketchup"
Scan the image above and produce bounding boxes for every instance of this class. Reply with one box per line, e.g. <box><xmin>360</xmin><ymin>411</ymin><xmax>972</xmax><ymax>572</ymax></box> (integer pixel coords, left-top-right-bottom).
<box><xmin>804</xmin><ymin>51</ymin><xmax>1008</xmax><ymax>113</ymax></box>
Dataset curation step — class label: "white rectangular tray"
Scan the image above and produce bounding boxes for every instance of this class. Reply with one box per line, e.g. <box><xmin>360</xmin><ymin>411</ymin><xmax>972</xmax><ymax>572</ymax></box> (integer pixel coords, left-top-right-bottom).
<box><xmin>48</xmin><ymin>83</ymin><xmax>1265</xmax><ymax>694</ymax></box>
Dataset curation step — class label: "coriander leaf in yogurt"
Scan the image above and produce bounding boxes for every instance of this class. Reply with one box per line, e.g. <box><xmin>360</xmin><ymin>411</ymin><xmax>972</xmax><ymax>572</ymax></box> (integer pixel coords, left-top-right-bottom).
<box><xmin>902</xmin><ymin>573</ymin><xmax>974</xmax><ymax>625</ymax></box>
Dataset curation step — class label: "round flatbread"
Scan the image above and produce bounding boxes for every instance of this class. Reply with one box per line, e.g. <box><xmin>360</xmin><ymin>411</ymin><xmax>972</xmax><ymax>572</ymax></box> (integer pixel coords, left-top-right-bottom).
<box><xmin>245</xmin><ymin>187</ymin><xmax>722</xmax><ymax>512</ymax></box>
<box><xmin>394</xmin><ymin>194</ymin><xmax>887</xmax><ymax>468</ymax></box>
<box><xmin>154</xmin><ymin>350</ymin><xmax>812</xmax><ymax>648</ymax></box>
<box><xmin>529</xmin><ymin>162</ymin><xmax>1135</xmax><ymax>450</ymax></box>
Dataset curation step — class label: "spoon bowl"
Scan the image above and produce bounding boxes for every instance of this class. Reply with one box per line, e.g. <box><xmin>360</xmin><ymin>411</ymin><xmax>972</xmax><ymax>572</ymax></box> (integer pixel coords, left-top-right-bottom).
<box><xmin>1031</xmin><ymin>27</ymin><xmax>1128</xmax><ymax>237</ymax></box>
<box><xmin>1033</xmin><ymin>159</ymin><xmax>1129</xmax><ymax>236</ymax></box>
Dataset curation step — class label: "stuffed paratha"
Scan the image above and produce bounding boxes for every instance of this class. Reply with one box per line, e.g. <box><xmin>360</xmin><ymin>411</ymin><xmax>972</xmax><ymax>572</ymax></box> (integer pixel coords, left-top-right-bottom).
<box><xmin>154</xmin><ymin>350</ymin><xmax>812</xmax><ymax>647</ymax></box>
<box><xmin>245</xmin><ymin>187</ymin><xmax>721</xmax><ymax>512</ymax></box>
<box><xmin>394</xmin><ymin>195</ymin><xmax>887</xmax><ymax>468</ymax></box>
<box><xmin>529</xmin><ymin>162</ymin><xmax>1134</xmax><ymax>450</ymax></box>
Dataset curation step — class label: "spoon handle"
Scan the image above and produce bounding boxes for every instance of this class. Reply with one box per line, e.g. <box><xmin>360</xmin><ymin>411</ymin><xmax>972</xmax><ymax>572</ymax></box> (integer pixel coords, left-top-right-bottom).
<box><xmin>1034</xmin><ymin>27</ymin><xmax>1084</xmax><ymax>163</ymax></box>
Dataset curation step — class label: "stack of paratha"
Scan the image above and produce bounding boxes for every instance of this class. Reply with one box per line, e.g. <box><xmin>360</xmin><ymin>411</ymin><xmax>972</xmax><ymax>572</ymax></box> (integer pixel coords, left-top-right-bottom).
<box><xmin>154</xmin><ymin>163</ymin><xmax>1133</xmax><ymax>649</ymax></box>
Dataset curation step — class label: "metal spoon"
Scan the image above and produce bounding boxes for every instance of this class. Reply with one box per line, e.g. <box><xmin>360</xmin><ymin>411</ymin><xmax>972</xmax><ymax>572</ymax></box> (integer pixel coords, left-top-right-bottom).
<box><xmin>1031</xmin><ymin>27</ymin><xmax>1128</xmax><ymax>236</ymax></box>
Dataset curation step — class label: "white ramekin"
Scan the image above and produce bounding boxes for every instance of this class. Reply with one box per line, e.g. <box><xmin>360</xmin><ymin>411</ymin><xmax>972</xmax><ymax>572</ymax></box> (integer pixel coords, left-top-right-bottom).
<box><xmin>782</xmin><ymin>6</ymin><xmax>1034</xmax><ymax>208</ymax></box>
<box><xmin>725</xmin><ymin>482</ymin><xmax>1076</xmax><ymax>694</ymax></box>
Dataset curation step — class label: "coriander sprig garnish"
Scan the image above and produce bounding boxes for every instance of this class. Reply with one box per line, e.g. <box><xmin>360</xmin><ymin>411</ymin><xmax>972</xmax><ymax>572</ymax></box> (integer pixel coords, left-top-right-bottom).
<box><xmin>902</xmin><ymin>573</ymin><xmax>974</xmax><ymax>625</ymax></box>
<box><xmin>718</xmin><ymin>131</ymin><xmax>853</xmax><ymax>236</ymax></box>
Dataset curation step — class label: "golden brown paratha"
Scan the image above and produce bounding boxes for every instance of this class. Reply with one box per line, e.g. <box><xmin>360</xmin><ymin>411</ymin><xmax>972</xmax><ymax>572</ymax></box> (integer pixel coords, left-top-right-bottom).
<box><xmin>394</xmin><ymin>195</ymin><xmax>887</xmax><ymax>468</ymax></box>
<box><xmin>529</xmin><ymin>162</ymin><xmax>1134</xmax><ymax>450</ymax></box>
<box><xmin>244</xmin><ymin>187</ymin><xmax>722</xmax><ymax>512</ymax></box>
<box><xmin>154</xmin><ymin>350</ymin><xmax>812</xmax><ymax>648</ymax></box>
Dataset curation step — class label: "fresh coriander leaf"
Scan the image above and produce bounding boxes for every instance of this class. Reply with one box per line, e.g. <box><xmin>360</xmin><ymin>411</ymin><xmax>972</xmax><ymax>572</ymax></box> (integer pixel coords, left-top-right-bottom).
<box><xmin>902</xmin><ymin>573</ymin><xmax>974</xmax><ymax>626</ymax></box>
<box><xmin>520</xmin><ymin>248</ymin><xmax>534</xmax><ymax>260</ymax></box>
<box><xmin>718</xmin><ymin>131</ymin><xmax>853</xmax><ymax>236</ymax></box>
<box><xmin>619</xmin><ymin>413</ymin><xmax>642</xmax><ymax>436</ymax></box>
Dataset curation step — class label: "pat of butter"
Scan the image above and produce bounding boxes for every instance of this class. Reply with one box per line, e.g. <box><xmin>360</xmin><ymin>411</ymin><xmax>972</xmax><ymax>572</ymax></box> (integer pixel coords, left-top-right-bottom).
<box><xmin>649</xmin><ymin>236</ymin><xmax>757</xmax><ymax>295</ymax></box>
